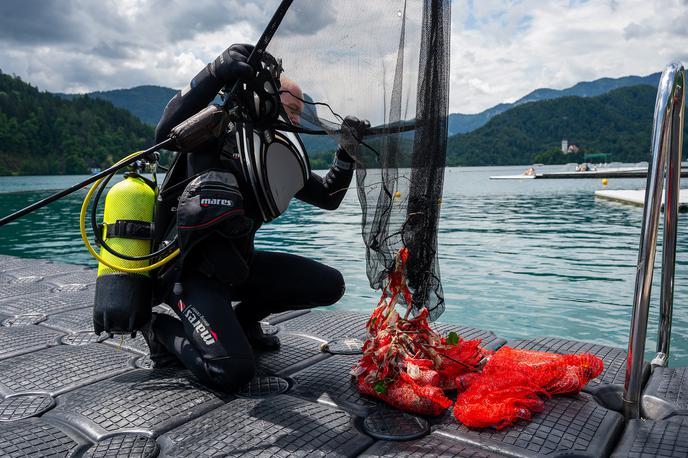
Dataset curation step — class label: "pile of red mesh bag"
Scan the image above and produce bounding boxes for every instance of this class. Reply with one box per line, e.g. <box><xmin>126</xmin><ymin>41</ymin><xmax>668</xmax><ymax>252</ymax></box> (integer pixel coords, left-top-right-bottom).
<box><xmin>353</xmin><ymin>248</ymin><xmax>604</xmax><ymax>429</ymax></box>
<box><xmin>453</xmin><ymin>347</ymin><xmax>604</xmax><ymax>429</ymax></box>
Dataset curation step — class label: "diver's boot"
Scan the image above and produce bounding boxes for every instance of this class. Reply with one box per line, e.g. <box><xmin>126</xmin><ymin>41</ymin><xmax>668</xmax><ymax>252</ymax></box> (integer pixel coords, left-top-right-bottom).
<box><xmin>141</xmin><ymin>313</ymin><xmax>183</xmax><ymax>368</ymax></box>
<box><xmin>242</xmin><ymin>321</ymin><xmax>281</xmax><ymax>352</ymax></box>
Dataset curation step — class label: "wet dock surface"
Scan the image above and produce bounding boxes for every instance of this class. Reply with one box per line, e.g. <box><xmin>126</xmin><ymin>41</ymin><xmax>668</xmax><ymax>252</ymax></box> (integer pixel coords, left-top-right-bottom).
<box><xmin>0</xmin><ymin>255</ymin><xmax>686</xmax><ymax>457</ymax></box>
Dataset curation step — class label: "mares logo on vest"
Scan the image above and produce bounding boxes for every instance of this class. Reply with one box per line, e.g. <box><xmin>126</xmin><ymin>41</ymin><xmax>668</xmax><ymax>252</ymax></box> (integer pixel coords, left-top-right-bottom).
<box><xmin>200</xmin><ymin>197</ymin><xmax>233</xmax><ymax>207</ymax></box>
<box><xmin>178</xmin><ymin>300</ymin><xmax>218</xmax><ymax>345</ymax></box>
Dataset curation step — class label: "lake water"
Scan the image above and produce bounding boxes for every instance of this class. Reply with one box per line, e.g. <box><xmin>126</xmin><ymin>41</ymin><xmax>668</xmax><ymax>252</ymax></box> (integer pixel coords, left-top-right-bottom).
<box><xmin>2</xmin><ymin>165</ymin><xmax>687</xmax><ymax>365</ymax></box>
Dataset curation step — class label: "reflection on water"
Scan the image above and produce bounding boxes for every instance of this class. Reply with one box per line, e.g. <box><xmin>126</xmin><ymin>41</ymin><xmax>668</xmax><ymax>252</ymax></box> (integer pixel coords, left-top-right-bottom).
<box><xmin>1</xmin><ymin>166</ymin><xmax>687</xmax><ymax>364</ymax></box>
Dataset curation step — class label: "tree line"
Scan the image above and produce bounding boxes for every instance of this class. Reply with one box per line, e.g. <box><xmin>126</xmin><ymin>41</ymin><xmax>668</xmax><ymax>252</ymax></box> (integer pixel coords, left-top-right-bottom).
<box><xmin>0</xmin><ymin>71</ymin><xmax>154</xmax><ymax>175</ymax></box>
<box><xmin>0</xmin><ymin>69</ymin><xmax>677</xmax><ymax>175</ymax></box>
<box><xmin>446</xmin><ymin>85</ymin><xmax>684</xmax><ymax>166</ymax></box>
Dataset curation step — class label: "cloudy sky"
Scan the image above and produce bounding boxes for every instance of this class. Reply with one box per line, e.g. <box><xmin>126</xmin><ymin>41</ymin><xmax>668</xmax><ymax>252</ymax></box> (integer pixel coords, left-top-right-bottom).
<box><xmin>0</xmin><ymin>0</ymin><xmax>686</xmax><ymax>114</ymax></box>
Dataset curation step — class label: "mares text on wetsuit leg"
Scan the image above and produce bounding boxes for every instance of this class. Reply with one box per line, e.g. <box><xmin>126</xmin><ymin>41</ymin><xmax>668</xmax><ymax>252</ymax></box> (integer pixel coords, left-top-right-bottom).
<box><xmin>156</xmin><ymin>270</ymin><xmax>255</xmax><ymax>389</ymax></box>
<box><xmin>233</xmin><ymin>251</ymin><xmax>346</xmax><ymax>323</ymax></box>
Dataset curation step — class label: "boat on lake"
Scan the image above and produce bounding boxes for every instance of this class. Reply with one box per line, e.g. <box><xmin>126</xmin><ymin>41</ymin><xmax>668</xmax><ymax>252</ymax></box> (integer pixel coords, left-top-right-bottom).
<box><xmin>490</xmin><ymin>164</ymin><xmax>687</xmax><ymax>180</ymax></box>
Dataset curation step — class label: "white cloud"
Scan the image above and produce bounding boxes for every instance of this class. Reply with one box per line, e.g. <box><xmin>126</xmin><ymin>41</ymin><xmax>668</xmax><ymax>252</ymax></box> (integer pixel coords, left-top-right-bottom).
<box><xmin>0</xmin><ymin>0</ymin><xmax>686</xmax><ymax>117</ymax></box>
<box><xmin>451</xmin><ymin>0</ymin><xmax>688</xmax><ymax>113</ymax></box>
<box><xmin>0</xmin><ymin>0</ymin><xmax>270</xmax><ymax>92</ymax></box>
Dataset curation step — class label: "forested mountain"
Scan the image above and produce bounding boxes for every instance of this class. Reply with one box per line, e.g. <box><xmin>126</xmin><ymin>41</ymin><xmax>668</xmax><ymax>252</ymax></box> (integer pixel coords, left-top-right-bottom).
<box><xmin>59</xmin><ymin>72</ymin><xmax>660</xmax><ymax>140</ymax></box>
<box><xmin>448</xmin><ymin>72</ymin><xmax>660</xmax><ymax>136</ymax></box>
<box><xmin>446</xmin><ymin>85</ymin><xmax>673</xmax><ymax>166</ymax></box>
<box><xmin>0</xmin><ymin>69</ymin><xmax>670</xmax><ymax>174</ymax></box>
<box><xmin>0</xmin><ymin>71</ymin><xmax>154</xmax><ymax>175</ymax></box>
<box><xmin>60</xmin><ymin>86</ymin><xmax>177</xmax><ymax>126</ymax></box>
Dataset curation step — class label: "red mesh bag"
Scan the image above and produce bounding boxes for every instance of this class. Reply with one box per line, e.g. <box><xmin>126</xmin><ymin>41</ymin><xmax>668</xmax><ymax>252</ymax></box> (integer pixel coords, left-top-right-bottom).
<box><xmin>354</xmin><ymin>248</ymin><xmax>604</xmax><ymax>429</ymax></box>
<box><xmin>353</xmin><ymin>248</ymin><xmax>486</xmax><ymax>416</ymax></box>
<box><xmin>453</xmin><ymin>347</ymin><xmax>604</xmax><ymax>429</ymax></box>
<box><xmin>357</xmin><ymin>373</ymin><xmax>453</xmax><ymax>416</ymax></box>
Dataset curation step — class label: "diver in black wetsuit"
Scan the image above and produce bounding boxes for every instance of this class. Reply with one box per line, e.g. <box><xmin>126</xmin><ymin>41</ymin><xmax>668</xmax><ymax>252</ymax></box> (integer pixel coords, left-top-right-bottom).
<box><xmin>144</xmin><ymin>44</ymin><xmax>366</xmax><ymax>390</ymax></box>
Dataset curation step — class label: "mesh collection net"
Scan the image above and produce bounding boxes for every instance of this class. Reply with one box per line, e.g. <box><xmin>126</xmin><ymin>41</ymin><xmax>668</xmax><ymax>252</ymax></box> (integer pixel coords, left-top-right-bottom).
<box><xmin>262</xmin><ymin>1</ymin><xmax>607</xmax><ymax>430</ymax></box>
<box><xmin>266</xmin><ymin>0</ymin><xmax>450</xmax><ymax>321</ymax></box>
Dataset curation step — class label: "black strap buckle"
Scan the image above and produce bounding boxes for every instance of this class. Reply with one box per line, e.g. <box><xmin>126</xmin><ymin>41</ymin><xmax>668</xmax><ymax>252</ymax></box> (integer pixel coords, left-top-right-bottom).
<box><xmin>105</xmin><ymin>220</ymin><xmax>153</xmax><ymax>240</ymax></box>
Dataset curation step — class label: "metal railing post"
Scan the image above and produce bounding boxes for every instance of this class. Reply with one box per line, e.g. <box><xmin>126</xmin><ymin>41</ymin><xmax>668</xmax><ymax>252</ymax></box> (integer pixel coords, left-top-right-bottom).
<box><xmin>655</xmin><ymin>68</ymin><xmax>686</xmax><ymax>367</ymax></box>
<box><xmin>623</xmin><ymin>63</ymin><xmax>685</xmax><ymax>420</ymax></box>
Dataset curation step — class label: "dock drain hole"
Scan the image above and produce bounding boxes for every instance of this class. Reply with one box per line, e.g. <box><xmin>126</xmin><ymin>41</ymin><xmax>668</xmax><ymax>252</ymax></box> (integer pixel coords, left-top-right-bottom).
<box><xmin>2</xmin><ymin>314</ymin><xmax>47</xmax><ymax>327</ymax></box>
<box><xmin>51</xmin><ymin>284</ymin><xmax>89</xmax><ymax>293</ymax></box>
<box><xmin>135</xmin><ymin>355</ymin><xmax>154</xmax><ymax>369</ymax></box>
<box><xmin>363</xmin><ymin>408</ymin><xmax>430</xmax><ymax>441</ymax></box>
<box><xmin>61</xmin><ymin>332</ymin><xmax>108</xmax><ymax>346</ymax></box>
<box><xmin>135</xmin><ymin>355</ymin><xmax>187</xmax><ymax>370</ymax></box>
<box><xmin>0</xmin><ymin>394</ymin><xmax>56</xmax><ymax>421</ymax></box>
<box><xmin>320</xmin><ymin>338</ymin><xmax>365</xmax><ymax>355</ymax></box>
<box><xmin>237</xmin><ymin>375</ymin><xmax>292</xmax><ymax>398</ymax></box>
<box><xmin>260</xmin><ymin>322</ymin><xmax>281</xmax><ymax>336</ymax></box>
<box><xmin>7</xmin><ymin>276</ymin><xmax>44</xmax><ymax>284</ymax></box>
<box><xmin>83</xmin><ymin>434</ymin><xmax>159</xmax><ymax>458</ymax></box>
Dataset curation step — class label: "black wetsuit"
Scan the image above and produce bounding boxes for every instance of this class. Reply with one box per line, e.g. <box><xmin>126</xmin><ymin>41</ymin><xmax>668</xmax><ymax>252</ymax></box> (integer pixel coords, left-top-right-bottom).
<box><xmin>152</xmin><ymin>63</ymin><xmax>354</xmax><ymax>390</ymax></box>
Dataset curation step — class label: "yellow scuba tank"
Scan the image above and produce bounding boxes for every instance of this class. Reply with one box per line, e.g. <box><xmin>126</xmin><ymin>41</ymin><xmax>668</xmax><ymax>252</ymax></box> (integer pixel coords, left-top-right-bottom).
<box><xmin>93</xmin><ymin>172</ymin><xmax>157</xmax><ymax>335</ymax></box>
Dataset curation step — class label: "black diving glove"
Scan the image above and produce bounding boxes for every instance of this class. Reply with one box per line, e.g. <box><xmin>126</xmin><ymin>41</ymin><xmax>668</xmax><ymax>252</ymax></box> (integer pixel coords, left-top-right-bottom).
<box><xmin>210</xmin><ymin>43</ymin><xmax>255</xmax><ymax>84</ymax></box>
<box><xmin>339</xmin><ymin>115</ymin><xmax>371</xmax><ymax>163</ymax></box>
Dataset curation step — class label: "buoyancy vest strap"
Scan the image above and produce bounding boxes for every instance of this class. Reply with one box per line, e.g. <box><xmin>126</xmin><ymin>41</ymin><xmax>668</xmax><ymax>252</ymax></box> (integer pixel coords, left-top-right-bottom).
<box><xmin>104</xmin><ymin>220</ymin><xmax>154</xmax><ymax>240</ymax></box>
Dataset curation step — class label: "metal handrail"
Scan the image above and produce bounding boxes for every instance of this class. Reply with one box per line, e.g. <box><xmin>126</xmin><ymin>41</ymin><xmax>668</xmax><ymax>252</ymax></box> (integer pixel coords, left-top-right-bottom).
<box><xmin>623</xmin><ymin>62</ymin><xmax>685</xmax><ymax>420</ymax></box>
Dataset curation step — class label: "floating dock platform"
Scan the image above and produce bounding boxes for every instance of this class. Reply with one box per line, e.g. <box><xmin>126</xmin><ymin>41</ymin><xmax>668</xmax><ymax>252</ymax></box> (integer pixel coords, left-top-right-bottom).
<box><xmin>595</xmin><ymin>189</ymin><xmax>688</xmax><ymax>211</ymax></box>
<box><xmin>491</xmin><ymin>167</ymin><xmax>688</xmax><ymax>180</ymax></box>
<box><xmin>0</xmin><ymin>254</ymin><xmax>686</xmax><ymax>457</ymax></box>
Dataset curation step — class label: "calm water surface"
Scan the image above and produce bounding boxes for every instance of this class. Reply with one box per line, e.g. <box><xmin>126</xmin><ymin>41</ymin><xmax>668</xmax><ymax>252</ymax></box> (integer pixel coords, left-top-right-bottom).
<box><xmin>1</xmin><ymin>166</ymin><xmax>687</xmax><ymax>365</ymax></box>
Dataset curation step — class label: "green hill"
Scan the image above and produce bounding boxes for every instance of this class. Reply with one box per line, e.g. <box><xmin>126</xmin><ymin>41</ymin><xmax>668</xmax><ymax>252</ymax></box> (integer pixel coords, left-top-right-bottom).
<box><xmin>0</xmin><ymin>70</ymin><xmax>674</xmax><ymax>174</ymax></box>
<box><xmin>0</xmin><ymin>71</ymin><xmax>154</xmax><ymax>175</ymax></box>
<box><xmin>446</xmin><ymin>85</ymin><xmax>678</xmax><ymax>166</ymax></box>
<box><xmin>60</xmin><ymin>85</ymin><xmax>178</xmax><ymax>126</ymax></box>
<box><xmin>448</xmin><ymin>73</ymin><xmax>660</xmax><ymax>136</ymax></box>
<box><xmin>52</xmin><ymin>74</ymin><xmax>664</xmax><ymax>166</ymax></box>
<box><xmin>62</xmin><ymin>73</ymin><xmax>661</xmax><ymax>138</ymax></box>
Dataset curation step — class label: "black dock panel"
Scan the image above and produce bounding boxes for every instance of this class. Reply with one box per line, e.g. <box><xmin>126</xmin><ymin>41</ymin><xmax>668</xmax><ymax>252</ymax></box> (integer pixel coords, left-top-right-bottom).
<box><xmin>432</xmin><ymin>392</ymin><xmax>623</xmax><ymax>458</ymax></box>
<box><xmin>45</xmin><ymin>368</ymin><xmax>228</xmax><ymax>440</ymax></box>
<box><xmin>81</xmin><ymin>434</ymin><xmax>159</xmax><ymax>458</ymax></box>
<box><xmin>291</xmin><ymin>354</ymin><xmax>379</xmax><ymax>416</ymax></box>
<box><xmin>0</xmin><ymin>417</ymin><xmax>87</xmax><ymax>457</ymax></box>
<box><xmin>611</xmin><ymin>416</ymin><xmax>688</xmax><ymax>457</ymax></box>
<box><xmin>158</xmin><ymin>394</ymin><xmax>373</xmax><ymax>457</ymax></box>
<box><xmin>0</xmin><ymin>262</ymin><xmax>91</xmax><ymax>282</ymax></box>
<box><xmin>277</xmin><ymin>310</ymin><xmax>370</xmax><ymax>341</ymax></box>
<box><xmin>0</xmin><ymin>343</ymin><xmax>135</xmax><ymax>396</ymax></box>
<box><xmin>360</xmin><ymin>432</ymin><xmax>504</xmax><ymax>457</ymax></box>
<box><xmin>0</xmin><ymin>282</ymin><xmax>54</xmax><ymax>301</ymax></box>
<box><xmin>41</xmin><ymin>306</ymin><xmax>96</xmax><ymax>333</ymax></box>
<box><xmin>255</xmin><ymin>332</ymin><xmax>329</xmax><ymax>376</ymax></box>
<box><xmin>0</xmin><ymin>289</ymin><xmax>94</xmax><ymax>316</ymax></box>
<box><xmin>0</xmin><ymin>325</ymin><xmax>63</xmax><ymax>360</ymax></box>
<box><xmin>642</xmin><ymin>366</ymin><xmax>688</xmax><ymax>420</ymax></box>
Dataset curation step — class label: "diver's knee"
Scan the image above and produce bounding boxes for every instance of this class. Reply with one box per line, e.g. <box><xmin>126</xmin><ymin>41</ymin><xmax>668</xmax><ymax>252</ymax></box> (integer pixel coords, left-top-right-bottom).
<box><xmin>333</xmin><ymin>271</ymin><xmax>346</xmax><ymax>303</ymax></box>
<box><xmin>319</xmin><ymin>268</ymin><xmax>345</xmax><ymax>306</ymax></box>
<box><xmin>203</xmin><ymin>356</ymin><xmax>255</xmax><ymax>390</ymax></box>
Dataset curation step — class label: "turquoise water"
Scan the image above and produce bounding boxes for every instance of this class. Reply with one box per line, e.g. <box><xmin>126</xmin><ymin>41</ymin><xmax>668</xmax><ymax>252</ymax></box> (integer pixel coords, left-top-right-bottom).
<box><xmin>2</xmin><ymin>166</ymin><xmax>687</xmax><ymax>365</ymax></box>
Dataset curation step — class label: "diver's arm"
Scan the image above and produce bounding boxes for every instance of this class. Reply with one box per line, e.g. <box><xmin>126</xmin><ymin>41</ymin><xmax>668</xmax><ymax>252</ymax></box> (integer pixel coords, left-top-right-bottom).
<box><xmin>155</xmin><ymin>65</ymin><xmax>224</xmax><ymax>143</ymax></box>
<box><xmin>296</xmin><ymin>116</ymin><xmax>370</xmax><ymax>210</ymax></box>
<box><xmin>155</xmin><ymin>44</ymin><xmax>254</xmax><ymax>143</ymax></box>
<box><xmin>296</xmin><ymin>147</ymin><xmax>354</xmax><ymax>210</ymax></box>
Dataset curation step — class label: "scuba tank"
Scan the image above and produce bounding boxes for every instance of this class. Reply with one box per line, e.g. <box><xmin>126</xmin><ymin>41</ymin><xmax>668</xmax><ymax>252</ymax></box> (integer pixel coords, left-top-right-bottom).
<box><xmin>85</xmin><ymin>106</ymin><xmax>230</xmax><ymax>336</ymax></box>
<box><xmin>93</xmin><ymin>172</ymin><xmax>156</xmax><ymax>335</ymax></box>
